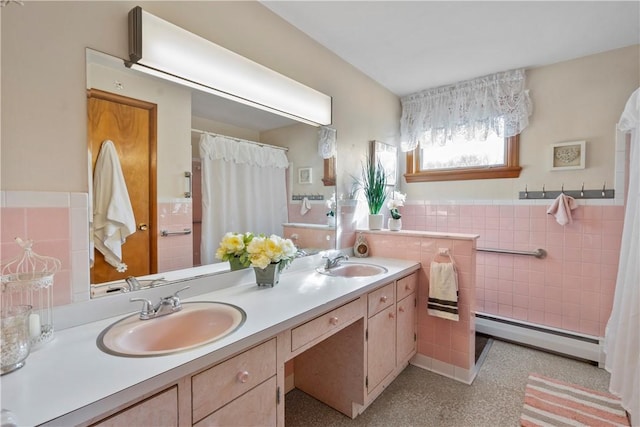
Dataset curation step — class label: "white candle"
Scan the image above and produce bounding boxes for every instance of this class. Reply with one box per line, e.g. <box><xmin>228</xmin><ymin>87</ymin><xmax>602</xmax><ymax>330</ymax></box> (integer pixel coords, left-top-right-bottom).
<box><xmin>28</xmin><ymin>313</ymin><xmax>41</xmax><ymax>339</ymax></box>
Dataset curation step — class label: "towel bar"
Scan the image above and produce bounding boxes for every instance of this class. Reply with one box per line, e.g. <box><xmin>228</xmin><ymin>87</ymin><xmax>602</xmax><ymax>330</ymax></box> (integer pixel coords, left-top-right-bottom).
<box><xmin>477</xmin><ymin>247</ymin><xmax>547</xmax><ymax>259</ymax></box>
<box><xmin>160</xmin><ymin>228</ymin><xmax>192</xmax><ymax>237</ymax></box>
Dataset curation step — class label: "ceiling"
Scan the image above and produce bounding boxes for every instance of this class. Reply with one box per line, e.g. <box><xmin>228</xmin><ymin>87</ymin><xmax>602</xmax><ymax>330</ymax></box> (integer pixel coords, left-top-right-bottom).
<box><xmin>262</xmin><ymin>1</ymin><xmax>640</xmax><ymax>97</ymax></box>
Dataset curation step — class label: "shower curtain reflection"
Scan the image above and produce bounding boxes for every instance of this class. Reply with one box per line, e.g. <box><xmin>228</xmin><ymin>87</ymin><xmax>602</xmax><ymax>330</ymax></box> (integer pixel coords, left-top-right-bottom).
<box><xmin>199</xmin><ymin>134</ymin><xmax>289</xmax><ymax>265</ymax></box>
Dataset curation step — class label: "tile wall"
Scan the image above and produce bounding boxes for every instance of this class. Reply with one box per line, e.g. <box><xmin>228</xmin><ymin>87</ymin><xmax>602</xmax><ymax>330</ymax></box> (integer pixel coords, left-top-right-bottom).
<box><xmin>363</xmin><ymin>232</ymin><xmax>476</xmax><ymax>378</ymax></box>
<box><xmin>401</xmin><ymin>201</ymin><xmax>624</xmax><ymax>337</ymax></box>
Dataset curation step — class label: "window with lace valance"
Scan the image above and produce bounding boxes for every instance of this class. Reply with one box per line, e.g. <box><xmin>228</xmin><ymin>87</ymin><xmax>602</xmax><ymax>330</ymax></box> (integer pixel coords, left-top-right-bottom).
<box><xmin>401</xmin><ymin>69</ymin><xmax>532</xmax><ymax>182</ymax></box>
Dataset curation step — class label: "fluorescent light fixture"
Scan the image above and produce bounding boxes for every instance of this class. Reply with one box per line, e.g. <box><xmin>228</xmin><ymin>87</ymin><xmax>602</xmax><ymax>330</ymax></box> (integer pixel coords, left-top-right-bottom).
<box><xmin>128</xmin><ymin>7</ymin><xmax>332</xmax><ymax>127</ymax></box>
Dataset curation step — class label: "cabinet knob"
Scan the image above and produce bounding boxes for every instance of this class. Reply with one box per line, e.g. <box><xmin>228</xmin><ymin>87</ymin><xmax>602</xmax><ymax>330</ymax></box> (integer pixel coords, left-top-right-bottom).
<box><xmin>138</xmin><ymin>223</ymin><xmax>148</xmax><ymax>231</ymax></box>
<box><xmin>399</xmin><ymin>306</ymin><xmax>405</xmax><ymax>313</ymax></box>
<box><xmin>389</xmin><ymin>312</ymin><xmax>395</xmax><ymax>319</ymax></box>
<box><xmin>329</xmin><ymin>316</ymin><xmax>339</xmax><ymax>325</ymax></box>
<box><xmin>405</xmin><ymin>284</ymin><xmax>411</xmax><ymax>291</ymax></box>
<box><xmin>236</xmin><ymin>371</ymin><xmax>250</xmax><ymax>383</ymax></box>
<box><xmin>380</xmin><ymin>296</ymin><xmax>387</xmax><ymax>303</ymax></box>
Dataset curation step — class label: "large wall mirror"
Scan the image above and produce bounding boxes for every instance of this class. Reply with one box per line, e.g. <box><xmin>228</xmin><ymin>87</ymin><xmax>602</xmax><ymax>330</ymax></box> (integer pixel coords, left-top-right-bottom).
<box><xmin>87</xmin><ymin>48</ymin><xmax>336</xmax><ymax>292</ymax></box>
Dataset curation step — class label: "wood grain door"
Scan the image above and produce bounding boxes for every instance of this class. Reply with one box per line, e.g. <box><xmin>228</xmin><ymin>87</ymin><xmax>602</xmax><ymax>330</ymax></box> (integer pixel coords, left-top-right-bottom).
<box><xmin>396</xmin><ymin>294</ymin><xmax>417</xmax><ymax>364</ymax></box>
<box><xmin>88</xmin><ymin>89</ymin><xmax>157</xmax><ymax>284</ymax></box>
<box><xmin>367</xmin><ymin>305</ymin><xmax>396</xmax><ymax>393</ymax></box>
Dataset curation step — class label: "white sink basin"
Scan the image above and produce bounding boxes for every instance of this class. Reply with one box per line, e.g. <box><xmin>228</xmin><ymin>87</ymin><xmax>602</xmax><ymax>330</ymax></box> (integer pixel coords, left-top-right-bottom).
<box><xmin>97</xmin><ymin>302</ymin><xmax>246</xmax><ymax>357</ymax></box>
<box><xmin>316</xmin><ymin>262</ymin><xmax>388</xmax><ymax>278</ymax></box>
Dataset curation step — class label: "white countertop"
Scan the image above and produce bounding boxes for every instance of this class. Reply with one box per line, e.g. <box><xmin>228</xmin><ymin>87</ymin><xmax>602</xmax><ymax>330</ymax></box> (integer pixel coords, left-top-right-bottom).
<box><xmin>0</xmin><ymin>256</ymin><xmax>419</xmax><ymax>426</ymax></box>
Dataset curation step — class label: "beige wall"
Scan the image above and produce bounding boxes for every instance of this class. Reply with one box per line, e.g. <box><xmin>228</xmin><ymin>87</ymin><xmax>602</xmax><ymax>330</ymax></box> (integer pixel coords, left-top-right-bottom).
<box><xmin>1</xmin><ymin>1</ymin><xmax>400</xmax><ymax>194</ymax></box>
<box><xmin>403</xmin><ymin>45</ymin><xmax>639</xmax><ymax>201</ymax></box>
<box><xmin>2</xmin><ymin>2</ymin><xmax>637</xmax><ymax>208</ymax></box>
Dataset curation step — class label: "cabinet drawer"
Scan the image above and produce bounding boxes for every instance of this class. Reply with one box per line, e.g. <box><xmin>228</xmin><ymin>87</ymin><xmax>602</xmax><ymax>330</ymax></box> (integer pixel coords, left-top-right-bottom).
<box><xmin>194</xmin><ymin>376</ymin><xmax>277</xmax><ymax>427</ymax></box>
<box><xmin>396</xmin><ymin>272</ymin><xmax>417</xmax><ymax>301</ymax></box>
<box><xmin>192</xmin><ymin>339</ymin><xmax>276</xmax><ymax>423</ymax></box>
<box><xmin>291</xmin><ymin>298</ymin><xmax>363</xmax><ymax>351</ymax></box>
<box><xmin>367</xmin><ymin>282</ymin><xmax>395</xmax><ymax>317</ymax></box>
<box><xmin>91</xmin><ymin>386</ymin><xmax>178</xmax><ymax>427</ymax></box>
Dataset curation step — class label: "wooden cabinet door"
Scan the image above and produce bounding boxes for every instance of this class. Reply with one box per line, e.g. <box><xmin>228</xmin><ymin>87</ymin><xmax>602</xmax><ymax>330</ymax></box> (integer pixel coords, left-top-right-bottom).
<box><xmin>367</xmin><ymin>305</ymin><xmax>396</xmax><ymax>393</ymax></box>
<box><xmin>396</xmin><ymin>295</ymin><xmax>417</xmax><ymax>364</ymax></box>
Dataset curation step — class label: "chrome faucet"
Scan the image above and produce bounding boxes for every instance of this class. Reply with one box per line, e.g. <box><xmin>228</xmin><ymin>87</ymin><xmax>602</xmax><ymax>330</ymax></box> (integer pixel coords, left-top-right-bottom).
<box><xmin>130</xmin><ymin>286</ymin><xmax>190</xmax><ymax>320</ymax></box>
<box><xmin>124</xmin><ymin>276</ymin><xmax>167</xmax><ymax>291</ymax></box>
<box><xmin>323</xmin><ymin>252</ymin><xmax>349</xmax><ymax>269</ymax></box>
<box><xmin>125</xmin><ymin>276</ymin><xmax>142</xmax><ymax>291</ymax></box>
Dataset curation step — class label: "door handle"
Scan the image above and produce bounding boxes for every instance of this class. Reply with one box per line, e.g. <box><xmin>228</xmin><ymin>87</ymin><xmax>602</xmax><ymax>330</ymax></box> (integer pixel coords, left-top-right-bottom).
<box><xmin>138</xmin><ymin>223</ymin><xmax>149</xmax><ymax>231</ymax></box>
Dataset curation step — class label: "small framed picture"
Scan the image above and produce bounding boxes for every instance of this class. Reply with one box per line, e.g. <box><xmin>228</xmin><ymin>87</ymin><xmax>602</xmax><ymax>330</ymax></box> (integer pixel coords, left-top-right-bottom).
<box><xmin>298</xmin><ymin>167</ymin><xmax>312</xmax><ymax>184</ymax></box>
<box><xmin>550</xmin><ymin>141</ymin><xmax>586</xmax><ymax>171</ymax></box>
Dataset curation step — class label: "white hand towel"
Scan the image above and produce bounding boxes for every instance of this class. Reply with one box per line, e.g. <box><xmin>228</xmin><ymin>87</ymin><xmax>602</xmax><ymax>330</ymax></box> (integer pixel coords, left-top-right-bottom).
<box><xmin>427</xmin><ymin>262</ymin><xmax>459</xmax><ymax>321</ymax></box>
<box><xmin>92</xmin><ymin>140</ymin><xmax>136</xmax><ymax>272</ymax></box>
<box><xmin>546</xmin><ymin>193</ymin><xmax>577</xmax><ymax>225</ymax></box>
<box><xmin>300</xmin><ymin>197</ymin><xmax>311</xmax><ymax>216</ymax></box>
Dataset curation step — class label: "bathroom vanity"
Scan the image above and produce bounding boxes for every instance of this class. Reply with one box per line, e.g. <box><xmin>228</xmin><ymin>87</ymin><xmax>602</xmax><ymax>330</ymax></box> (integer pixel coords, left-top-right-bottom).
<box><xmin>0</xmin><ymin>256</ymin><xmax>419</xmax><ymax>426</ymax></box>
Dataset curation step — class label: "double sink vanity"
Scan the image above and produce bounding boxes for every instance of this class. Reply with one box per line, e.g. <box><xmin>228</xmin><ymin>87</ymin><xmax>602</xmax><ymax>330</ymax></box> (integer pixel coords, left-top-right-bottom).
<box><xmin>2</xmin><ymin>254</ymin><xmax>419</xmax><ymax>426</ymax></box>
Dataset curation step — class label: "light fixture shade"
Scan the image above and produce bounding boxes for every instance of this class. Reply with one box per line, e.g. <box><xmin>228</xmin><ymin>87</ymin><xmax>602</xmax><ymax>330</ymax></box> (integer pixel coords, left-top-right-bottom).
<box><xmin>128</xmin><ymin>7</ymin><xmax>332</xmax><ymax>126</ymax></box>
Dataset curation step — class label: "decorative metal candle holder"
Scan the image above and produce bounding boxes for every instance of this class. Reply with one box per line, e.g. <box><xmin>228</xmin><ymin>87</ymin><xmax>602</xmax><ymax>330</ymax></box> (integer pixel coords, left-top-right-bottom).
<box><xmin>1</xmin><ymin>238</ymin><xmax>61</xmax><ymax>347</ymax></box>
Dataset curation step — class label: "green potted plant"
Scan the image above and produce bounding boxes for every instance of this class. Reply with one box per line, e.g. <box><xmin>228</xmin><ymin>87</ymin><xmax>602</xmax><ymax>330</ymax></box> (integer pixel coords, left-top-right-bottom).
<box><xmin>361</xmin><ymin>157</ymin><xmax>387</xmax><ymax>229</ymax></box>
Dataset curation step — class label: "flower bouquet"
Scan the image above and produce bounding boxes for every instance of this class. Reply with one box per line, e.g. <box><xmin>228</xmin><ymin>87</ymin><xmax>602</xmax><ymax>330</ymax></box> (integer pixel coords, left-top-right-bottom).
<box><xmin>246</xmin><ymin>234</ymin><xmax>297</xmax><ymax>286</ymax></box>
<box><xmin>215</xmin><ymin>232</ymin><xmax>254</xmax><ymax>270</ymax></box>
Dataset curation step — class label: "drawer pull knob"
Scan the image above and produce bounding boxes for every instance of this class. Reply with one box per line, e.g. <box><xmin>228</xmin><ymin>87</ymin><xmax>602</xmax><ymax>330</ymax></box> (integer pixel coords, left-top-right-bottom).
<box><xmin>399</xmin><ymin>306</ymin><xmax>405</xmax><ymax>313</ymax></box>
<box><xmin>380</xmin><ymin>296</ymin><xmax>388</xmax><ymax>303</ymax></box>
<box><xmin>236</xmin><ymin>371</ymin><xmax>250</xmax><ymax>383</ymax></box>
<box><xmin>405</xmin><ymin>285</ymin><xmax>411</xmax><ymax>290</ymax></box>
<box><xmin>389</xmin><ymin>312</ymin><xmax>395</xmax><ymax>319</ymax></box>
<box><xmin>329</xmin><ymin>316</ymin><xmax>339</xmax><ymax>325</ymax></box>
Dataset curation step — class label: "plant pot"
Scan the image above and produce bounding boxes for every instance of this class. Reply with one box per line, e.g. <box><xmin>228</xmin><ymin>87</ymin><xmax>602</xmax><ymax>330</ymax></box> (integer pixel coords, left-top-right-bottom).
<box><xmin>253</xmin><ymin>263</ymin><xmax>281</xmax><ymax>287</ymax></box>
<box><xmin>368</xmin><ymin>214</ymin><xmax>383</xmax><ymax>230</ymax></box>
<box><xmin>388</xmin><ymin>218</ymin><xmax>402</xmax><ymax>231</ymax></box>
<box><xmin>228</xmin><ymin>256</ymin><xmax>247</xmax><ymax>271</ymax></box>
<box><xmin>327</xmin><ymin>216</ymin><xmax>336</xmax><ymax>227</ymax></box>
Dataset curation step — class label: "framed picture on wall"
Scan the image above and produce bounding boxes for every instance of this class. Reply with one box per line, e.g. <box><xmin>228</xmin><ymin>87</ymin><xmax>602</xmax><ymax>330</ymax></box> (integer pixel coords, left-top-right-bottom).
<box><xmin>370</xmin><ymin>140</ymin><xmax>398</xmax><ymax>186</ymax></box>
<box><xmin>550</xmin><ymin>141</ymin><xmax>586</xmax><ymax>171</ymax></box>
<box><xmin>298</xmin><ymin>167</ymin><xmax>313</xmax><ymax>184</ymax></box>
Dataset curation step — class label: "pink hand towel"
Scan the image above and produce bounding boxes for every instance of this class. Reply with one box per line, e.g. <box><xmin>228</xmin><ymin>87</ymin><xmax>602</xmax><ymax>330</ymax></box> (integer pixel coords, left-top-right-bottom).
<box><xmin>547</xmin><ymin>194</ymin><xmax>577</xmax><ymax>225</ymax></box>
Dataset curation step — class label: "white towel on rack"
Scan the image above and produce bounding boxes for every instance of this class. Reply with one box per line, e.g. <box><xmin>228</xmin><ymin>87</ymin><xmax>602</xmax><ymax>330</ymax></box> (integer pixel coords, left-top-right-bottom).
<box><xmin>427</xmin><ymin>261</ymin><xmax>459</xmax><ymax>321</ymax></box>
<box><xmin>92</xmin><ymin>140</ymin><xmax>136</xmax><ymax>272</ymax></box>
<box><xmin>300</xmin><ymin>197</ymin><xmax>312</xmax><ymax>216</ymax></box>
<box><xmin>547</xmin><ymin>193</ymin><xmax>577</xmax><ymax>225</ymax></box>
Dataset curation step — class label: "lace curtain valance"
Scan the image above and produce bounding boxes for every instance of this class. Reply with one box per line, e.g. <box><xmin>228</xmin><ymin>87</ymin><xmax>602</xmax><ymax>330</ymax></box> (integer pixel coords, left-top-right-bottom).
<box><xmin>199</xmin><ymin>134</ymin><xmax>289</xmax><ymax>169</ymax></box>
<box><xmin>318</xmin><ymin>126</ymin><xmax>337</xmax><ymax>159</ymax></box>
<box><xmin>400</xmin><ymin>69</ymin><xmax>532</xmax><ymax>152</ymax></box>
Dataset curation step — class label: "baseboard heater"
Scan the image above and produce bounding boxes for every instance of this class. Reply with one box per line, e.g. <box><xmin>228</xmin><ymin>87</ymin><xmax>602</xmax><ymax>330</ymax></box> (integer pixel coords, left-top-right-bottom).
<box><xmin>475</xmin><ymin>313</ymin><xmax>603</xmax><ymax>365</ymax></box>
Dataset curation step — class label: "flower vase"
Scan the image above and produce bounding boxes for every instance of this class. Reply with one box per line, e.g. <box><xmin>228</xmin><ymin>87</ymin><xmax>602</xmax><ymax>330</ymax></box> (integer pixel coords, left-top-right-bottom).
<box><xmin>368</xmin><ymin>214</ymin><xmax>383</xmax><ymax>230</ymax></box>
<box><xmin>254</xmin><ymin>263</ymin><xmax>281</xmax><ymax>287</ymax></box>
<box><xmin>388</xmin><ymin>218</ymin><xmax>402</xmax><ymax>231</ymax></box>
<box><xmin>228</xmin><ymin>256</ymin><xmax>247</xmax><ymax>271</ymax></box>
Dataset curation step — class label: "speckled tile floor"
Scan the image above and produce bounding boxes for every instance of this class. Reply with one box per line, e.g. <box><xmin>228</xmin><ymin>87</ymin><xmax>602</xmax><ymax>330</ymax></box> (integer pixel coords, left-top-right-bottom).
<box><xmin>285</xmin><ymin>339</ymin><xmax>611</xmax><ymax>427</ymax></box>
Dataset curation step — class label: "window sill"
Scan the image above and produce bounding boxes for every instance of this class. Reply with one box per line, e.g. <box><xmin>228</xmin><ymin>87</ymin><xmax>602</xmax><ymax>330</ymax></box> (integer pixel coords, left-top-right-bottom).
<box><xmin>404</xmin><ymin>166</ymin><xmax>522</xmax><ymax>183</ymax></box>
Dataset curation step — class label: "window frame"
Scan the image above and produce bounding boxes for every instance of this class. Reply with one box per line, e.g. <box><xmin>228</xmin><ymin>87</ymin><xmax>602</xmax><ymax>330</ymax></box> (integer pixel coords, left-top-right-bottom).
<box><xmin>404</xmin><ymin>135</ymin><xmax>522</xmax><ymax>182</ymax></box>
